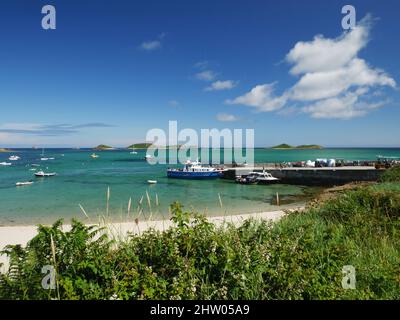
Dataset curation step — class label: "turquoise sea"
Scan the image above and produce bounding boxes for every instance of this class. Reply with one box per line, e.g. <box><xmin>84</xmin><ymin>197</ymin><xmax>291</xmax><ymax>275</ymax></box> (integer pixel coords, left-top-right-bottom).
<box><xmin>0</xmin><ymin>148</ymin><xmax>399</xmax><ymax>226</ymax></box>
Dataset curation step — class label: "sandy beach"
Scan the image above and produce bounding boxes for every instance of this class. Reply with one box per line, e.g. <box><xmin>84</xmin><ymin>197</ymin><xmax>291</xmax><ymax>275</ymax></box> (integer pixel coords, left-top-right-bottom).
<box><xmin>0</xmin><ymin>208</ymin><xmax>302</xmax><ymax>272</ymax></box>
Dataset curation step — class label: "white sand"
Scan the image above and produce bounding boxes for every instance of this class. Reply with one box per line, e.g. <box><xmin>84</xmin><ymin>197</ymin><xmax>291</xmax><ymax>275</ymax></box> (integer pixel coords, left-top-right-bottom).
<box><xmin>0</xmin><ymin>208</ymin><xmax>302</xmax><ymax>272</ymax></box>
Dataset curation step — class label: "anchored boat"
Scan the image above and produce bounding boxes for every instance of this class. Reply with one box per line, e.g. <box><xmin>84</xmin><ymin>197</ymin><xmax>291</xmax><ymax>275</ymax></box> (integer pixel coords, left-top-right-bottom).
<box><xmin>236</xmin><ymin>171</ymin><xmax>279</xmax><ymax>185</ymax></box>
<box><xmin>35</xmin><ymin>171</ymin><xmax>56</xmax><ymax>177</ymax></box>
<box><xmin>167</xmin><ymin>160</ymin><xmax>224</xmax><ymax>179</ymax></box>
<box><xmin>16</xmin><ymin>181</ymin><xmax>34</xmax><ymax>186</ymax></box>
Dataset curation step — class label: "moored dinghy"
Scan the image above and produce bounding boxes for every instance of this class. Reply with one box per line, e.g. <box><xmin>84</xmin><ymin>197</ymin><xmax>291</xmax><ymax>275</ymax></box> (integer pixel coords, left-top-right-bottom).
<box><xmin>35</xmin><ymin>171</ymin><xmax>56</xmax><ymax>177</ymax></box>
<box><xmin>16</xmin><ymin>181</ymin><xmax>34</xmax><ymax>186</ymax></box>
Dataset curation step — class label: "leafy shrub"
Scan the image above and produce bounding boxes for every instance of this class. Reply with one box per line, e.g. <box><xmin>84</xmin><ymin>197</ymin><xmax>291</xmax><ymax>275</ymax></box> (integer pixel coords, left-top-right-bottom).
<box><xmin>379</xmin><ymin>165</ymin><xmax>400</xmax><ymax>182</ymax></box>
<box><xmin>1</xmin><ymin>189</ymin><xmax>399</xmax><ymax>300</ymax></box>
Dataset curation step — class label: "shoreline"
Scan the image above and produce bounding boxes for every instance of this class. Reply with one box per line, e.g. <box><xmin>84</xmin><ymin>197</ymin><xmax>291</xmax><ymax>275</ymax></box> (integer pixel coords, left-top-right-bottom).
<box><xmin>0</xmin><ymin>201</ymin><xmax>309</xmax><ymax>228</ymax></box>
<box><xmin>0</xmin><ymin>207</ymin><xmax>303</xmax><ymax>271</ymax></box>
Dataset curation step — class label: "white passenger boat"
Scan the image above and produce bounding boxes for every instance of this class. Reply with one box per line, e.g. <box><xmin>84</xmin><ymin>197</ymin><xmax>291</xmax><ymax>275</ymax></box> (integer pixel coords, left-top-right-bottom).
<box><xmin>167</xmin><ymin>160</ymin><xmax>224</xmax><ymax>179</ymax></box>
<box><xmin>147</xmin><ymin>180</ymin><xmax>157</xmax><ymax>184</ymax></box>
<box><xmin>0</xmin><ymin>162</ymin><xmax>12</xmax><ymax>166</ymax></box>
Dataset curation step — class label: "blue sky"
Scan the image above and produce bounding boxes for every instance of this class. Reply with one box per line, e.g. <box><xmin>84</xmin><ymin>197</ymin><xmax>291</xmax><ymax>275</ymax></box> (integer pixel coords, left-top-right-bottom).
<box><xmin>0</xmin><ymin>0</ymin><xmax>399</xmax><ymax>147</ymax></box>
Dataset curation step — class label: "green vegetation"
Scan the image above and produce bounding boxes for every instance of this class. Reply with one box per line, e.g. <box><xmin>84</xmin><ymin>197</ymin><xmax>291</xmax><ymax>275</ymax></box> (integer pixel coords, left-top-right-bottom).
<box><xmin>127</xmin><ymin>143</ymin><xmax>183</xmax><ymax>149</ymax></box>
<box><xmin>1</xmin><ymin>169</ymin><xmax>399</xmax><ymax>300</ymax></box>
<box><xmin>271</xmin><ymin>143</ymin><xmax>293</xmax><ymax>149</ymax></box>
<box><xmin>379</xmin><ymin>165</ymin><xmax>400</xmax><ymax>183</ymax></box>
<box><xmin>93</xmin><ymin>144</ymin><xmax>114</xmax><ymax>150</ymax></box>
<box><xmin>127</xmin><ymin>143</ymin><xmax>153</xmax><ymax>149</ymax></box>
<box><xmin>270</xmin><ymin>143</ymin><xmax>322</xmax><ymax>149</ymax></box>
<box><xmin>296</xmin><ymin>144</ymin><xmax>323</xmax><ymax>149</ymax></box>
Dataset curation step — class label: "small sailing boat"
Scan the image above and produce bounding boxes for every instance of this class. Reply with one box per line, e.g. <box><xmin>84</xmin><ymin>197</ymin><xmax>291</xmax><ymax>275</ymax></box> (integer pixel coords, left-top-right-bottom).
<box><xmin>91</xmin><ymin>153</ymin><xmax>99</xmax><ymax>158</ymax></box>
<box><xmin>40</xmin><ymin>148</ymin><xmax>49</xmax><ymax>161</ymax></box>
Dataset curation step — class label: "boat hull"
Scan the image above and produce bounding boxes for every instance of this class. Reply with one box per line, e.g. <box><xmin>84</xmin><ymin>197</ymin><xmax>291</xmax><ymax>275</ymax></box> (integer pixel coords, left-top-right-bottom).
<box><xmin>167</xmin><ymin>171</ymin><xmax>223</xmax><ymax>179</ymax></box>
<box><xmin>256</xmin><ymin>179</ymin><xmax>280</xmax><ymax>185</ymax></box>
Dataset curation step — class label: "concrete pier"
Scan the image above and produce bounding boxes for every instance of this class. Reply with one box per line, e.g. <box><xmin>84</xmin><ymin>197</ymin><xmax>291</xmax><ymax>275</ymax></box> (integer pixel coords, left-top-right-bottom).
<box><xmin>223</xmin><ymin>166</ymin><xmax>384</xmax><ymax>186</ymax></box>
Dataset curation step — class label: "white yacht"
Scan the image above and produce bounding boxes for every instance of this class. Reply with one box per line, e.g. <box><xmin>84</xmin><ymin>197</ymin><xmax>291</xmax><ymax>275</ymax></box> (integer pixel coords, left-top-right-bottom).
<box><xmin>254</xmin><ymin>171</ymin><xmax>280</xmax><ymax>184</ymax></box>
<box><xmin>236</xmin><ymin>171</ymin><xmax>279</xmax><ymax>185</ymax></box>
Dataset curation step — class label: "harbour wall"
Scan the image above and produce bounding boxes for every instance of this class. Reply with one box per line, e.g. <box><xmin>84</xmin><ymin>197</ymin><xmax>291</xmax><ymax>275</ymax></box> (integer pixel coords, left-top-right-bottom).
<box><xmin>223</xmin><ymin>166</ymin><xmax>384</xmax><ymax>186</ymax></box>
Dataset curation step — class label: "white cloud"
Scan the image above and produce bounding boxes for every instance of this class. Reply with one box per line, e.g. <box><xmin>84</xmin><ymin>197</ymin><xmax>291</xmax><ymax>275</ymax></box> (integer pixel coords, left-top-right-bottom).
<box><xmin>140</xmin><ymin>40</ymin><xmax>161</xmax><ymax>51</ymax></box>
<box><xmin>139</xmin><ymin>33</ymin><xmax>166</xmax><ymax>51</ymax></box>
<box><xmin>226</xmin><ymin>83</ymin><xmax>288</xmax><ymax>112</ymax></box>
<box><xmin>301</xmin><ymin>88</ymin><xmax>387</xmax><ymax>120</ymax></box>
<box><xmin>195</xmin><ymin>70</ymin><xmax>217</xmax><ymax>81</ymax></box>
<box><xmin>286</xmin><ymin>19</ymin><xmax>369</xmax><ymax>75</ymax></box>
<box><xmin>291</xmin><ymin>58</ymin><xmax>395</xmax><ymax>102</ymax></box>
<box><xmin>228</xmin><ymin>16</ymin><xmax>396</xmax><ymax>119</ymax></box>
<box><xmin>216</xmin><ymin>113</ymin><xmax>239</xmax><ymax>122</ymax></box>
<box><xmin>205</xmin><ymin>80</ymin><xmax>238</xmax><ymax>91</ymax></box>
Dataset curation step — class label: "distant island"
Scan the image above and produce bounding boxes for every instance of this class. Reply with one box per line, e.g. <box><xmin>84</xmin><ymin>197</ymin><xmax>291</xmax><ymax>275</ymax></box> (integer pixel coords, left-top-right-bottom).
<box><xmin>0</xmin><ymin>148</ymin><xmax>12</xmax><ymax>152</ymax></box>
<box><xmin>270</xmin><ymin>143</ymin><xmax>323</xmax><ymax>150</ymax></box>
<box><xmin>127</xmin><ymin>143</ymin><xmax>153</xmax><ymax>149</ymax></box>
<box><xmin>93</xmin><ymin>144</ymin><xmax>115</xmax><ymax>150</ymax></box>
<box><xmin>127</xmin><ymin>143</ymin><xmax>183</xmax><ymax>149</ymax></box>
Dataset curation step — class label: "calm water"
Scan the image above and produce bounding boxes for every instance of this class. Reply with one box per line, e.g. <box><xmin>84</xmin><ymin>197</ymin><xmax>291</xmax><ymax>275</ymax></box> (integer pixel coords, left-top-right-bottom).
<box><xmin>0</xmin><ymin>148</ymin><xmax>399</xmax><ymax>225</ymax></box>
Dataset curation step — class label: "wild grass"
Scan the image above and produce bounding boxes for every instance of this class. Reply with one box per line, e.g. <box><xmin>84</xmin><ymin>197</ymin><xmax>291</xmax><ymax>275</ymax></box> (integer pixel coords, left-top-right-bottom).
<box><xmin>0</xmin><ymin>169</ymin><xmax>399</xmax><ymax>300</ymax></box>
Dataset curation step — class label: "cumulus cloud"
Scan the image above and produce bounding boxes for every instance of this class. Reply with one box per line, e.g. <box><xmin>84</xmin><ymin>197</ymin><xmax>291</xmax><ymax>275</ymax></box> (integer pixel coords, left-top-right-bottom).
<box><xmin>205</xmin><ymin>80</ymin><xmax>238</xmax><ymax>91</ymax></box>
<box><xmin>285</xmin><ymin>20</ymin><xmax>369</xmax><ymax>75</ymax></box>
<box><xmin>228</xmin><ymin>16</ymin><xmax>396</xmax><ymax>119</ymax></box>
<box><xmin>216</xmin><ymin>113</ymin><xmax>239</xmax><ymax>122</ymax></box>
<box><xmin>139</xmin><ymin>33</ymin><xmax>166</xmax><ymax>51</ymax></box>
<box><xmin>140</xmin><ymin>40</ymin><xmax>161</xmax><ymax>51</ymax></box>
<box><xmin>226</xmin><ymin>83</ymin><xmax>288</xmax><ymax>112</ymax></box>
<box><xmin>195</xmin><ymin>70</ymin><xmax>217</xmax><ymax>81</ymax></box>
